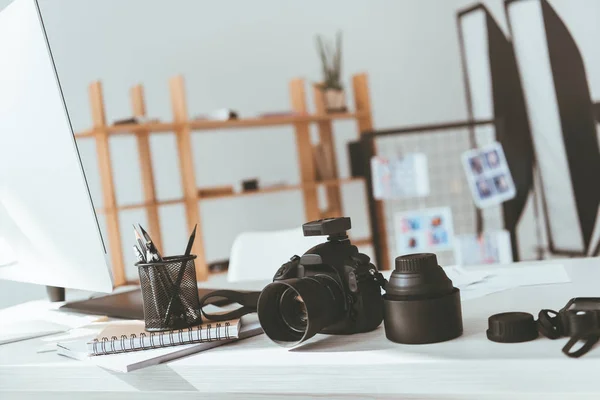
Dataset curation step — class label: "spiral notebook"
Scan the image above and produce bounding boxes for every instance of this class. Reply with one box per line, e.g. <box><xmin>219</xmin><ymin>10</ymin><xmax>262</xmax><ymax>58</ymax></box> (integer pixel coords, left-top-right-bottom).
<box><xmin>56</xmin><ymin>315</ymin><xmax>262</xmax><ymax>373</ymax></box>
<box><xmin>84</xmin><ymin>319</ymin><xmax>240</xmax><ymax>356</ymax></box>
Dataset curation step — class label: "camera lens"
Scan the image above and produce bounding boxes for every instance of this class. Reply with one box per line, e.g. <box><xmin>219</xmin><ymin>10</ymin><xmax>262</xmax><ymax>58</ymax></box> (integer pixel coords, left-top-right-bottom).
<box><xmin>257</xmin><ymin>275</ymin><xmax>344</xmax><ymax>347</ymax></box>
<box><xmin>386</xmin><ymin>253</ymin><xmax>455</xmax><ymax>299</ymax></box>
<box><xmin>383</xmin><ymin>253</ymin><xmax>463</xmax><ymax>344</ymax></box>
<box><xmin>279</xmin><ymin>289</ymin><xmax>307</xmax><ymax>332</ymax></box>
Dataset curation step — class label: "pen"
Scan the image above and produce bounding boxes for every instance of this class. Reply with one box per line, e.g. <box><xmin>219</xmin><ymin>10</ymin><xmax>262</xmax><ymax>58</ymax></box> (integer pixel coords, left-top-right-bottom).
<box><xmin>133</xmin><ymin>232</ymin><xmax>160</xmax><ymax>316</ymax></box>
<box><xmin>133</xmin><ymin>225</ymin><xmax>148</xmax><ymax>259</ymax></box>
<box><xmin>135</xmin><ymin>224</ymin><xmax>169</xmax><ymax>302</ymax></box>
<box><xmin>164</xmin><ymin>224</ymin><xmax>198</xmax><ymax>326</ymax></box>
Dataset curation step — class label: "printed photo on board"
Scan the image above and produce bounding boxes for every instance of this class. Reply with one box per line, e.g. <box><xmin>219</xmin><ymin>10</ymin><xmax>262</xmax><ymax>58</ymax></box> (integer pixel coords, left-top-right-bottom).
<box><xmin>468</xmin><ymin>155</ymin><xmax>484</xmax><ymax>175</ymax></box>
<box><xmin>462</xmin><ymin>142</ymin><xmax>516</xmax><ymax>208</ymax></box>
<box><xmin>493</xmin><ymin>175</ymin><xmax>510</xmax><ymax>193</ymax></box>
<box><xmin>484</xmin><ymin>149</ymin><xmax>500</xmax><ymax>169</ymax></box>
<box><xmin>476</xmin><ymin>179</ymin><xmax>493</xmax><ymax>199</ymax></box>
<box><xmin>394</xmin><ymin>207</ymin><xmax>455</xmax><ymax>255</ymax></box>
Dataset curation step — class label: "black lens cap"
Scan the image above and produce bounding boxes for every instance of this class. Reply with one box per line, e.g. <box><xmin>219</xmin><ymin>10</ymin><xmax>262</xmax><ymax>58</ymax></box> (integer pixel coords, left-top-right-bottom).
<box><xmin>395</xmin><ymin>253</ymin><xmax>438</xmax><ymax>272</ymax></box>
<box><xmin>486</xmin><ymin>312</ymin><xmax>538</xmax><ymax>343</ymax></box>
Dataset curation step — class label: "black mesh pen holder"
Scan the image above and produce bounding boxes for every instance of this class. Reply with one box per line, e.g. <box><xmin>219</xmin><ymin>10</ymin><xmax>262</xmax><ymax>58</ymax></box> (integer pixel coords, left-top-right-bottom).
<box><xmin>137</xmin><ymin>255</ymin><xmax>202</xmax><ymax>332</ymax></box>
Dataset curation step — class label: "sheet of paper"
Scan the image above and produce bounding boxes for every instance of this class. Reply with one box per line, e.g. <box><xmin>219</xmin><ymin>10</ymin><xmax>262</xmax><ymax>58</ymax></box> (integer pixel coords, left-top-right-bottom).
<box><xmin>458</xmin><ymin>264</ymin><xmax>570</xmax><ymax>301</ymax></box>
<box><xmin>371</xmin><ymin>153</ymin><xmax>429</xmax><ymax>200</ymax></box>
<box><xmin>0</xmin><ymin>300</ymin><xmax>107</xmax><ymax>346</ymax></box>
<box><xmin>0</xmin><ymin>320</ymin><xmax>65</xmax><ymax>345</ymax></box>
<box><xmin>37</xmin><ymin>322</ymin><xmax>112</xmax><ymax>353</ymax></box>
<box><xmin>443</xmin><ymin>265</ymin><xmax>491</xmax><ymax>288</ymax></box>
<box><xmin>489</xmin><ymin>264</ymin><xmax>570</xmax><ymax>287</ymax></box>
<box><xmin>0</xmin><ymin>300</ymin><xmax>106</xmax><ymax>328</ymax></box>
<box><xmin>459</xmin><ymin>280</ymin><xmax>515</xmax><ymax>301</ymax></box>
<box><xmin>0</xmin><ymin>236</ymin><xmax>17</xmax><ymax>266</ymax></box>
<box><xmin>455</xmin><ymin>230</ymin><xmax>513</xmax><ymax>266</ymax></box>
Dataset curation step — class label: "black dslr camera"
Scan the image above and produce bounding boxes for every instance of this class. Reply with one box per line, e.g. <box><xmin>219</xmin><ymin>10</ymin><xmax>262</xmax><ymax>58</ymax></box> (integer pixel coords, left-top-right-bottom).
<box><xmin>257</xmin><ymin>217</ymin><xmax>384</xmax><ymax>347</ymax></box>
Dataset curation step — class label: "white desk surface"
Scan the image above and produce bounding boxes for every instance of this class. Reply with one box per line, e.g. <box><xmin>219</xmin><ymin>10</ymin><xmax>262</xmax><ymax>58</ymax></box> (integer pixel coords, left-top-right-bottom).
<box><xmin>1</xmin><ymin>257</ymin><xmax>600</xmax><ymax>399</ymax></box>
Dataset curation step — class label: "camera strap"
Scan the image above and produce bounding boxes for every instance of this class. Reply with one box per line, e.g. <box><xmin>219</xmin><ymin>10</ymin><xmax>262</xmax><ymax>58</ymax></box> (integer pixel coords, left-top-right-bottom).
<box><xmin>562</xmin><ymin>331</ymin><xmax>600</xmax><ymax>358</ymax></box>
<box><xmin>537</xmin><ymin>304</ymin><xmax>600</xmax><ymax>357</ymax></box>
<box><xmin>369</xmin><ymin>267</ymin><xmax>389</xmax><ymax>289</ymax></box>
<box><xmin>537</xmin><ymin>309</ymin><xmax>563</xmax><ymax>339</ymax></box>
<box><xmin>198</xmin><ymin>290</ymin><xmax>261</xmax><ymax>322</ymax></box>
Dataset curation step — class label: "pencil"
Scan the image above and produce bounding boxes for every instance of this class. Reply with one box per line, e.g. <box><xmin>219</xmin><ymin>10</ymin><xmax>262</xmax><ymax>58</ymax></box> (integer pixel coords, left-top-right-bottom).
<box><xmin>133</xmin><ymin>225</ymin><xmax>147</xmax><ymax>258</ymax></box>
<box><xmin>139</xmin><ymin>224</ymin><xmax>162</xmax><ymax>261</ymax></box>
<box><xmin>164</xmin><ymin>224</ymin><xmax>198</xmax><ymax>326</ymax></box>
<box><xmin>184</xmin><ymin>224</ymin><xmax>197</xmax><ymax>256</ymax></box>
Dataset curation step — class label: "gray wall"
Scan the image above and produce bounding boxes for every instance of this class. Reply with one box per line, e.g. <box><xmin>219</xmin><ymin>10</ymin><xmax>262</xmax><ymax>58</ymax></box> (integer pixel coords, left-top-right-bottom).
<box><xmin>1</xmin><ymin>0</ymin><xmax>599</xmax><ymax>307</ymax></box>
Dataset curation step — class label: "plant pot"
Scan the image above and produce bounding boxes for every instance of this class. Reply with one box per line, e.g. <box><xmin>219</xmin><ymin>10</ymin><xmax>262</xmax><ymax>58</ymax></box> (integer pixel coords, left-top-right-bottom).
<box><xmin>323</xmin><ymin>88</ymin><xmax>347</xmax><ymax>113</ymax></box>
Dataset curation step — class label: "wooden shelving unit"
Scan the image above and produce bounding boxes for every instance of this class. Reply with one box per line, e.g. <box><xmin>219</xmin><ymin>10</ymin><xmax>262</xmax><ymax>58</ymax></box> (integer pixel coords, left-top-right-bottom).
<box><xmin>75</xmin><ymin>72</ymin><xmax>381</xmax><ymax>286</ymax></box>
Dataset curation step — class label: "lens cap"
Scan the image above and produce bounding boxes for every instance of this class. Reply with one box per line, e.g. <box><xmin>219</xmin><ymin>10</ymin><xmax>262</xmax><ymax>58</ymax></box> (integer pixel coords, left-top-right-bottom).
<box><xmin>386</xmin><ymin>253</ymin><xmax>455</xmax><ymax>298</ymax></box>
<box><xmin>394</xmin><ymin>253</ymin><xmax>439</xmax><ymax>272</ymax></box>
<box><xmin>486</xmin><ymin>312</ymin><xmax>538</xmax><ymax>343</ymax></box>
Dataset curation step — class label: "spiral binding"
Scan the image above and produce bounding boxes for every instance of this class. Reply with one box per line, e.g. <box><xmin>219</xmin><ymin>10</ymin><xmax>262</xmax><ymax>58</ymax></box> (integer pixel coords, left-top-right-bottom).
<box><xmin>130</xmin><ymin>334</ymin><xmax>137</xmax><ymax>351</ymax></box>
<box><xmin>101</xmin><ymin>337</ymin><xmax>108</xmax><ymax>355</ymax></box>
<box><xmin>90</xmin><ymin>321</ymin><xmax>232</xmax><ymax>356</ymax></box>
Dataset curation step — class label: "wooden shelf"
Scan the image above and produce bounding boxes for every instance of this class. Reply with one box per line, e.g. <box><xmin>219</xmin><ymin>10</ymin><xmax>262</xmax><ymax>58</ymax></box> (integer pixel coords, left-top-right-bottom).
<box><xmin>200</xmin><ymin>177</ymin><xmax>364</xmax><ymax>200</ymax></box>
<box><xmin>110</xmin><ymin>122</ymin><xmax>180</xmax><ymax>134</ymax></box>
<box><xmin>208</xmin><ymin>270</ymin><xmax>229</xmax><ymax>276</ymax></box>
<box><xmin>74</xmin><ymin>112</ymin><xmax>365</xmax><ymax>138</ymax></box>
<box><xmin>78</xmin><ymin>73</ymin><xmax>379</xmax><ymax>285</ymax></box>
<box><xmin>97</xmin><ymin>198</ymin><xmax>184</xmax><ymax>214</ymax></box>
<box><xmin>352</xmin><ymin>237</ymin><xmax>372</xmax><ymax>247</ymax></box>
<box><xmin>187</xmin><ymin>112</ymin><xmax>363</xmax><ymax>131</ymax></box>
<box><xmin>76</xmin><ymin>129</ymin><xmax>96</xmax><ymax>138</ymax></box>
<box><xmin>76</xmin><ymin>122</ymin><xmax>180</xmax><ymax>137</ymax></box>
<box><xmin>96</xmin><ymin>177</ymin><xmax>364</xmax><ymax>213</ymax></box>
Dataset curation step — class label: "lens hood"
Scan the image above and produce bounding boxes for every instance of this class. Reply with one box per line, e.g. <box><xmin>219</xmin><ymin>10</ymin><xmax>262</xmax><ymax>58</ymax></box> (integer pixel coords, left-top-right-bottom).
<box><xmin>383</xmin><ymin>253</ymin><xmax>463</xmax><ymax>344</ymax></box>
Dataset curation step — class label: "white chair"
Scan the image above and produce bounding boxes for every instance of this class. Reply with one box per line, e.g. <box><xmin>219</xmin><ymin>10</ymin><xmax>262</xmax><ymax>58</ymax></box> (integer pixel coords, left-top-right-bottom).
<box><xmin>227</xmin><ymin>227</ymin><xmax>323</xmax><ymax>282</ymax></box>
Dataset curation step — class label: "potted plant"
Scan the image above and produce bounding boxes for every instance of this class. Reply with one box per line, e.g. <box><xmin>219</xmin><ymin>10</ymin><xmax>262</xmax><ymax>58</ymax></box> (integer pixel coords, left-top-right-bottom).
<box><xmin>316</xmin><ymin>31</ymin><xmax>347</xmax><ymax>113</ymax></box>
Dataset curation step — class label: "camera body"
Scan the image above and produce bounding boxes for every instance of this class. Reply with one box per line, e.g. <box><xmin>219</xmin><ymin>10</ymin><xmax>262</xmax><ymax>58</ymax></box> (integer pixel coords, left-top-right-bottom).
<box><xmin>539</xmin><ymin>297</ymin><xmax>600</xmax><ymax>339</ymax></box>
<box><xmin>271</xmin><ymin>218</ymin><xmax>384</xmax><ymax>335</ymax></box>
<box><xmin>559</xmin><ymin>298</ymin><xmax>600</xmax><ymax>337</ymax></box>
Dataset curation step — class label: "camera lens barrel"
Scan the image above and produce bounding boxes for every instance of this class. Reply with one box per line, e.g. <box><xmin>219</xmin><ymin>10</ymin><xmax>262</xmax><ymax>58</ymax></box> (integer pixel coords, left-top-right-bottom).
<box><xmin>257</xmin><ymin>276</ymin><xmax>344</xmax><ymax>347</ymax></box>
<box><xmin>383</xmin><ymin>253</ymin><xmax>463</xmax><ymax>344</ymax></box>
